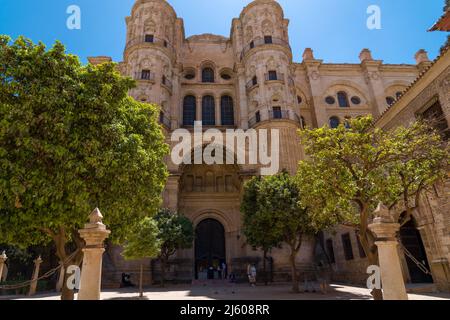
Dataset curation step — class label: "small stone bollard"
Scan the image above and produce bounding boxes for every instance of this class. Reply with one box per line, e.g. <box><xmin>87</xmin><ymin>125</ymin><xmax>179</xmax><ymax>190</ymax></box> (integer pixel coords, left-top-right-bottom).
<box><xmin>28</xmin><ymin>255</ymin><xmax>43</xmax><ymax>296</ymax></box>
<box><xmin>0</xmin><ymin>251</ymin><xmax>7</xmax><ymax>282</ymax></box>
<box><xmin>77</xmin><ymin>208</ymin><xmax>111</xmax><ymax>300</ymax></box>
<box><xmin>368</xmin><ymin>203</ymin><xmax>408</xmax><ymax>300</ymax></box>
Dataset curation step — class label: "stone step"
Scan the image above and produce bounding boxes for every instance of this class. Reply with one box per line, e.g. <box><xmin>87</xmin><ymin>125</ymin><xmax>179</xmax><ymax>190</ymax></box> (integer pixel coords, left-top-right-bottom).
<box><xmin>406</xmin><ymin>283</ymin><xmax>437</xmax><ymax>294</ymax></box>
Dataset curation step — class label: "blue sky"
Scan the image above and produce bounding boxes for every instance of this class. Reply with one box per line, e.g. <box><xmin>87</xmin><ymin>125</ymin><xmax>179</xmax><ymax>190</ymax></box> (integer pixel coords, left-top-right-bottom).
<box><xmin>0</xmin><ymin>0</ymin><xmax>447</xmax><ymax>64</ymax></box>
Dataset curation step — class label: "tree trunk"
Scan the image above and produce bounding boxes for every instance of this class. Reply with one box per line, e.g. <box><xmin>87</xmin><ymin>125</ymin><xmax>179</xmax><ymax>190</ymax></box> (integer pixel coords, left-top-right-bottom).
<box><xmin>139</xmin><ymin>263</ymin><xmax>143</xmax><ymax>298</ymax></box>
<box><xmin>51</xmin><ymin>227</ymin><xmax>84</xmax><ymax>300</ymax></box>
<box><xmin>160</xmin><ymin>258</ymin><xmax>166</xmax><ymax>288</ymax></box>
<box><xmin>289</xmin><ymin>253</ymin><xmax>299</xmax><ymax>293</ymax></box>
<box><xmin>263</xmin><ymin>250</ymin><xmax>268</xmax><ymax>286</ymax></box>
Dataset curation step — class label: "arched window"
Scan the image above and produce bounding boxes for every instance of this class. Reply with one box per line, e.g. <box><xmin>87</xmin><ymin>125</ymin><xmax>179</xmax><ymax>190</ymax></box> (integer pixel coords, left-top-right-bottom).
<box><xmin>300</xmin><ymin>116</ymin><xmax>306</xmax><ymax>129</ymax></box>
<box><xmin>221</xmin><ymin>96</ymin><xmax>234</xmax><ymax>126</ymax></box>
<box><xmin>329</xmin><ymin>116</ymin><xmax>340</xmax><ymax>129</ymax></box>
<box><xmin>337</xmin><ymin>91</ymin><xmax>349</xmax><ymax>108</ymax></box>
<box><xmin>202</xmin><ymin>95</ymin><xmax>215</xmax><ymax>125</ymax></box>
<box><xmin>183</xmin><ymin>95</ymin><xmax>196</xmax><ymax>126</ymax></box>
<box><xmin>202</xmin><ymin>68</ymin><xmax>215</xmax><ymax>83</ymax></box>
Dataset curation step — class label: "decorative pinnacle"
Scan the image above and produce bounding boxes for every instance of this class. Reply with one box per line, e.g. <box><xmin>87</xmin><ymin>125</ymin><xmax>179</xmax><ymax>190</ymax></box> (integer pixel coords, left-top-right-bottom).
<box><xmin>89</xmin><ymin>208</ymin><xmax>104</xmax><ymax>224</ymax></box>
<box><xmin>34</xmin><ymin>255</ymin><xmax>43</xmax><ymax>264</ymax></box>
<box><xmin>0</xmin><ymin>251</ymin><xmax>6</xmax><ymax>260</ymax></box>
<box><xmin>373</xmin><ymin>202</ymin><xmax>394</xmax><ymax>223</ymax></box>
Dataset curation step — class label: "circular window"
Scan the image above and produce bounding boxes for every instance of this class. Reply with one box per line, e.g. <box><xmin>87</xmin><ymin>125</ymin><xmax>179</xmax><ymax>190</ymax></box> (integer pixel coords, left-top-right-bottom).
<box><xmin>221</xmin><ymin>73</ymin><xmax>232</xmax><ymax>80</ymax></box>
<box><xmin>325</xmin><ymin>96</ymin><xmax>336</xmax><ymax>105</ymax></box>
<box><xmin>185</xmin><ymin>73</ymin><xmax>195</xmax><ymax>80</ymax></box>
<box><xmin>386</xmin><ymin>96</ymin><xmax>395</xmax><ymax>106</ymax></box>
<box><xmin>351</xmin><ymin>96</ymin><xmax>361</xmax><ymax>105</ymax></box>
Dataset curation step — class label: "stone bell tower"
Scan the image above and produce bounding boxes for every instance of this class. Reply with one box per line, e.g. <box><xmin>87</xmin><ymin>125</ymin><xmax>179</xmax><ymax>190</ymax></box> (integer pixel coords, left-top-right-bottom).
<box><xmin>123</xmin><ymin>0</ymin><xmax>182</xmax><ymax>130</ymax></box>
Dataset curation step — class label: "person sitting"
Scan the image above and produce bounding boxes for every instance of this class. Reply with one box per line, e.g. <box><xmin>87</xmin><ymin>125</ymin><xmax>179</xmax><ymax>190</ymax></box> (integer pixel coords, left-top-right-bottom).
<box><xmin>121</xmin><ymin>273</ymin><xmax>135</xmax><ymax>288</ymax></box>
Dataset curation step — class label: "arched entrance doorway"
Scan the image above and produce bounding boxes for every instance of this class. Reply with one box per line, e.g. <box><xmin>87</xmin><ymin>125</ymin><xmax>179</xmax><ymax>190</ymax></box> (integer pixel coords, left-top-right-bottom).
<box><xmin>195</xmin><ymin>218</ymin><xmax>226</xmax><ymax>280</ymax></box>
<box><xmin>400</xmin><ymin>218</ymin><xmax>433</xmax><ymax>283</ymax></box>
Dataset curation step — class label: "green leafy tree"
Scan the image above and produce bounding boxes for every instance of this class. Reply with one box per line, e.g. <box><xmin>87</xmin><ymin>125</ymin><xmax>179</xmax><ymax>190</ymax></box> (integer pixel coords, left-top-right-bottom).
<box><xmin>154</xmin><ymin>209</ymin><xmax>194</xmax><ymax>287</ymax></box>
<box><xmin>241</xmin><ymin>176</ymin><xmax>281</xmax><ymax>285</ymax></box>
<box><xmin>122</xmin><ymin>217</ymin><xmax>161</xmax><ymax>298</ymax></box>
<box><xmin>242</xmin><ymin>172</ymin><xmax>341</xmax><ymax>293</ymax></box>
<box><xmin>0</xmin><ymin>36</ymin><xmax>169</xmax><ymax>299</ymax></box>
<box><xmin>297</xmin><ymin>116</ymin><xmax>448</xmax><ymax>300</ymax></box>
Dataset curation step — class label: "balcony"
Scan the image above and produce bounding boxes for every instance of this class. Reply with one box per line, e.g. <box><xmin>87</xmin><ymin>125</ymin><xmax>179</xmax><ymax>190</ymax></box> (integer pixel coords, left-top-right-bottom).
<box><xmin>264</xmin><ymin>73</ymin><xmax>285</xmax><ymax>84</ymax></box>
<box><xmin>134</xmin><ymin>71</ymin><xmax>156</xmax><ymax>82</ymax></box>
<box><xmin>269</xmin><ymin>109</ymin><xmax>290</xmax><ymax>120</ymax></box>
<box><xmin>161</xmin><ymin>76</ymin><xmax>173</xmax><ymax>91</ymax></box>
<box><xmin>125</xmin><ymin>36</ymin><xmax>176</xmax><ymax>56</ymax></box>
<box><xmin>246</xmin><ymin>78</ymin><xmax>259</xmax><ymax>91</ymax></box>
<box><xmin>240</xmin><ymin>37</ymin><xmax>291</xmax><ymax>61</ymax></box>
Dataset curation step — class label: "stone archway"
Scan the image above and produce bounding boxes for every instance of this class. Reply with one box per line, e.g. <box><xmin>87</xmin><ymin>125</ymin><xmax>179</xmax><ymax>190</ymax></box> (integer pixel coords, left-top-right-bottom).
<box><xmin>400</xmin><ymin>217</ymin><xmax>433</xmax><ymax>283</ymax></box>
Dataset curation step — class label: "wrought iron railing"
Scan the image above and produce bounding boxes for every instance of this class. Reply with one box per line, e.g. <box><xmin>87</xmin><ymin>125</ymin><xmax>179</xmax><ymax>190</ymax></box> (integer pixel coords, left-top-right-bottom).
<box><xmin>240</xmin><ymin>37</ymin><xmax>291</xmax><ymax>61</ymax></box>
<box><xmin>269</xmin><ymin>110</ymin><xmax>290</xmax><ymax>120</ymax></box>
<box><xmin>246</xmin><ymin>78</ymin><xmax>258</xmax><ymax>91</ymax></box>
<box><xmin>134</xmin><ymin>71</ymin><xmax>156</xmax><ymax>82</ymax></box>
<box><xmin>126</xmin><ymin>35</ymin><xmax>176</xmax><ymax>56</ymax></box>
<box><xmin>159</xmin><ymin>112</ymin><xmax>171</xmax><ymax>129</ymax></box>
<box><xmin>265</xmin><ymin>73</ymin><xmax>285</xmax><ymax>83</ymax></box>
<box><xmin>161</xmin><ymin>76</ymin><xmax>173</xmax><ymax>91</ymax></box>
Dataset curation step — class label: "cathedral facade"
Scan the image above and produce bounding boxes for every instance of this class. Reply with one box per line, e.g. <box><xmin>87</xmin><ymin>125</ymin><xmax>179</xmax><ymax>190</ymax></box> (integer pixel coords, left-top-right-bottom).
<box><xmin>89</xmin><ymin>0</ymin><xmax>444</xmax><ymax>286</ymax></box>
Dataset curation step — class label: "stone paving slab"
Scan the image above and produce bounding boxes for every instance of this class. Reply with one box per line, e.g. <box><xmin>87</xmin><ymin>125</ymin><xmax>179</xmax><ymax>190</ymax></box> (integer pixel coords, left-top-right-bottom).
<box><xmin>2</xmin><ymin>284</ymin><xmax>450</xmax><ymax>300</ymax></box>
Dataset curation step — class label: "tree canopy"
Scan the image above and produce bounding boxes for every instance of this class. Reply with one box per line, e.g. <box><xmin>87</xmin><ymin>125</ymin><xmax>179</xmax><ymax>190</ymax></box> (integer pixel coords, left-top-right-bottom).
<box><xmin>296</xmin><ymin>115</ymin><xmax>448</xmax><ymax>299</ymax></box>
<box><xmin>0</xmin><ymin>36</ymin><xmax>169</xmax><ymax>298</ymax></box>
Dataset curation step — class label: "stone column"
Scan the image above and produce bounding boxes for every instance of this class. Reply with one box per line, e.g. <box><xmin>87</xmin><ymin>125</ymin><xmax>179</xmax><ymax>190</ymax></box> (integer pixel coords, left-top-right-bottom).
<box><xmin>196</xmin><ymin>96</ymin><xmax>202</xmax><ymax>122</ymax></box>
<box><xmin>77</xmin><ymin>208</ymin><xmax>111</xmax><ymax>300</ymax></box>
<box><xmin>368</xmin><ymin>203</ymin><xmax>408</xmax><ymax>300</ymax></box>
<box><xmin>215</xmin><ymin>96</ymin><xmax>221</xmax><ymax>126</ymax></box>
<box><xmin>28</xmin><ymin>255</ymin><xmax>43</xmax><ymax>296</ymax></box>
<box><xmin>55</xmin><ymin>262</ymin><xmax>65</xmax><ymax>292</ymax></box>
<box><xmin>0</xmin><ymin>251</ymin><xmax>7</xmax><ymax>282</ymax></box>
<box><xmin>359</xmin><ymin>49</ymin><xmax>386</xmax><ymax>117</ymax></box>
<box><xmin>237</xmin><ymin>64</ymin><xmax>249</xmax><ymax>129</ymax></box>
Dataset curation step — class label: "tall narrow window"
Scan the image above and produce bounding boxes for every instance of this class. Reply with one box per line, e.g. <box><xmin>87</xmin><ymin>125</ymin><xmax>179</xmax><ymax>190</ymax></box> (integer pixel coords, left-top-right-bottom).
<box><xmin>202</xmin><ymin>95</ymin><xmax>215</xmax><ymax>125</ymax></box>
<box><xmin>145</xmin><ymin>34</ymin><xmax>154</xmax><ymax>43</ymax></box>
<box><xmin>264</xmin><ymin>35</ymin><xmax>273</xmax><ymax>44</ymax></box>
<box><xmin>337</xmin><ymin>91</ymin><xmax>349</xmax><ymax>108</ymax></box>
<box><xmin>268</xmin><ymin>70</ymin><xmax>277</xmax><ymax>81</ymax></box>
<box><xmin>255</xmin><ymin>111</ymin><xmax>261</xmax><ymax>123</ymax></box>
<box><xmin>341</xmin><ymin>233</ymin><xmax>354</xmax><ymax>261</ymax></box>
<box><xmin>329</xmin><ymin>116</ymin><xmax>340</xmax><ymax>129</ymax></box>
<box><xmin>272</xmin><ymin>106</ymin><xmax>282</xmax><ymax>119</ymax></box>
<box><xmin>326</xmin><ymin>239</ymin><xmax>336</xmax><ymax>264</ymax></box>
<box><xmin>221</xmin><ymin>96</ymin><xmax>234</xmax><ymax>126</ymax></box>
<box><xmin>250</xmin><ymin>41</ymin><xmax>255</xmax><ymax>49</ymax></box>
<box><xmin>202</xmin><ymin>68</ymin><xmax>215</xmax><ymax>83</ymax></box>
<box><xmin>183</xmin><ymin>95</ymin><xmax>196</xmax><ymax>126</ymax></box>
<box><xmin>252</xmin><ymin>76</ymin><xmax>258</xmax><ymax>86</ymax></box>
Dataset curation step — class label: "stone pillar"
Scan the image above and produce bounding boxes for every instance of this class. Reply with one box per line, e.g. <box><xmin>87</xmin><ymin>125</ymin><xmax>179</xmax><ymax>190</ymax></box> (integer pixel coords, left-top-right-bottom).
<box><xmin>196</xmin><ymin>96</ymin><xmax>202</xmax><ymax>122</ymax></box>
<box><xmin>55</xmin><ymin>262</ymin><xmax>65</xmax><ymax>292</ymax></box>
<box><xmin>237</xmin><ymin>65</ymin><xmax>249</xmax><ymax>129</ymax></box>
<box><xmin>368</xmin><ymin>203</ymin><xmax>408</xmax><ymax>300</ymax></box>
<box><xmin>0</xmin><ymin>251</ymin><xmax>7</xmax><ymax>282</ymax></box>
<box><xmin>28</xmin><ymin>255</ymin><xmax>43</xmax><ymax>296</ymax></box>
<box><xmin>359</xmin><ymin>49</ymin><xmax>386</xmax><ymax>117</ymax></box>
<box><xmin>215</xmin><ymin>96</ymin><xmax>221</xmax><ymax>126</ymax></box>
<box><xmin>302</xmin><ymin>48</ymin><xmax>325</xmax><ymax>127</ymax></box>
<box><xmin>77</xmin><ymin>208</ymin><xmax>111</xmax><ymax>300</ymax></box>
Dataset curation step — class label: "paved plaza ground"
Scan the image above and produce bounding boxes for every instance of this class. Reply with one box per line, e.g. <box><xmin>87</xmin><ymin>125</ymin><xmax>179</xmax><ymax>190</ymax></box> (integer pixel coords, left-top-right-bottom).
<box><xmin>2</xmin><ymin>283</ymin><xmax>450</xmax><ymax>300</ymax></box>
